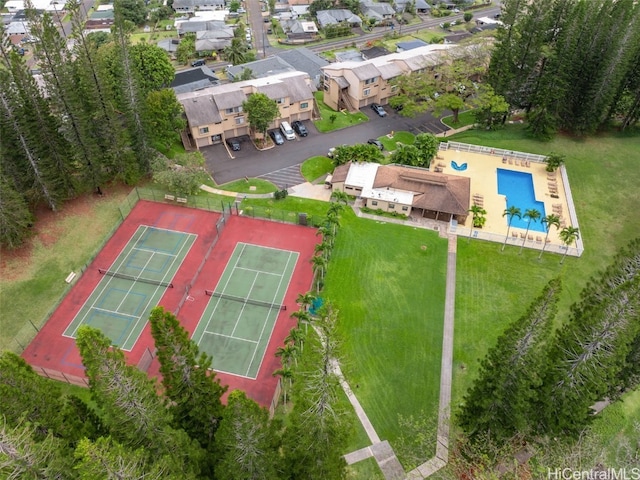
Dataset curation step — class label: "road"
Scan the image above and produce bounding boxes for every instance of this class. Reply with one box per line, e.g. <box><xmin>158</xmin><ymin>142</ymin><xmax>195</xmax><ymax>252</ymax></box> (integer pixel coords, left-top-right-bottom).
<box><xmin>202</xmin><ymin>106</ymin><xmax>448</xmax><ymax>187</ymax></box>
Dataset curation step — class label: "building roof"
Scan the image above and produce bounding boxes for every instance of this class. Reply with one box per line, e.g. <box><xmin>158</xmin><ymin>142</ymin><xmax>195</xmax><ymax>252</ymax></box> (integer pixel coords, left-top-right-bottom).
<box><xmin>316</xmin><ymin>9</ymin><xmax>362</xmax><ymax>28</ymax></box>
<box><xmin>177</xmin><ymin>20</ymin><xmax>227</xmax><ymax>34</ymax></box>
<box><xmin>171</xmin><ymin>66</ymin><xmax>219</xmax><ymax>94</ymax></box>
<box><xmin>182</xmin><ymin>95</ymin><xmax>222</xmax><ymax>125</ymax></box>
<box><xmin>323</xmin><ymin>44</ymin><xmax>456</xmax><ymax>79</ymax></box>
<box><xmin>177</xmin><ymin>72</ymin><xmax>315</xmax><ymax>128</ymax></box>
<box><xmin>227</xmin><ymin>56</ymin><xmax>294</xmax><ymax>81</ymax></box>
<box><xmin>396</xmin><ymin>40</ymin><xmax>428</xmax><ymax>51</ymax></box>
<box><xmin>360</xmin><ymin>46</ymin><xmax>390</xmax><ymax>60</ymax></box>
<box><xmin>345</xmin><ymin>162</ymin><xmax>381</xmax><ymax>189</ymax></box>
<box><xmin>195</xmin><ymin>38</ymin><xmax>231</xmax><ymax>51</ymax></box>
<box><xmin>360</xmin><ymin>1</ymin><xmax>395</xmax><ymax>17</ymax></box>
<box><xmin>173</xmin><ymin>0</ymin><xmax>224</xmax><ymax>8</ymax></box>
<box><xmin>334</xmin><ymin>50</ymin><xmax>364</xmax><ymax>62</ymax></box>
<box><xmin>371</xmin><ymin>165</ymin><xmax>471</xmax><ymax>215</ymax></box>
<box><xmin>331</xmin><ymin>163</ymin><xmax>350</xmax><ymax>184</ymax></box>
<box><xmin>276</xmin><ymin>48</ymin><xmax>329</xmax><ymax>84</ymax></box>
<box><xmin>351</xmin><ymin>62</ymin><xmax>382</xmax><ymax>80</ymax></box>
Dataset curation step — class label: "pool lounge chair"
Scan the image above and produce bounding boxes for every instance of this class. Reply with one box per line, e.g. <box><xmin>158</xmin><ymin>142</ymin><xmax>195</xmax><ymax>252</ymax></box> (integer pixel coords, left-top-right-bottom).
<box><xmin>528</xmin><ymin>234</ymin><xmax>534</xmax><ymax>241</ymax></box>
<box><xmin>512</xmin><ymin>231</ymin><xmax>518</xmax><ymax>238</ymax></box>
<box><xmin>536</xmin><ymin>236</ymin><xmax>542</xmax><ymax>243</ymax></box>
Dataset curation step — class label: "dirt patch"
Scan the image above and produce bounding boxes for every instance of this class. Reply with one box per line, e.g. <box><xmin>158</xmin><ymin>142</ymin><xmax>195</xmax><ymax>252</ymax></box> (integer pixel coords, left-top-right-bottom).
<box><xmin>0</xmin><ymin>185</ymin><xmax>130</xmax><ymax>282</ymax></box>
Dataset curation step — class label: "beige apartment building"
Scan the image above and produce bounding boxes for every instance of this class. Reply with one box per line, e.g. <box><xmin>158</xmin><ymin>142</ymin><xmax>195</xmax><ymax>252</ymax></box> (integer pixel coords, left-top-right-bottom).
<box><xmin>321</xmin><ymin>44</ymin><xmax>455</xmax><ymax>112</ymax></box>
<box><xmin>177</xmin><ymin>71</ymin><xmax>316</xmax><ymax>149</ymax></box>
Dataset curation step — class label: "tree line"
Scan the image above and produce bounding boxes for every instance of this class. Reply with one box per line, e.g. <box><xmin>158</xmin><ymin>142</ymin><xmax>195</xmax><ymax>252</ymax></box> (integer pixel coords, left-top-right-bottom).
<box><xmin>456</xmin><ymin>238</ymin><xmax>640</xmax><ymax>472</ymax></box>
<box><xmin>0</xmin><ymin>304</ymin><xmax>351</xmax><ymax>479</ymax></box>
<box><xmin>0</xmin><ymin>0</ymin><xmax>185</xmax><ymax>249</ymax></box>
<box><xmin>489</xmin><ymin>0</ymin><xmax>640</xmax><ymax>138</ymax></box>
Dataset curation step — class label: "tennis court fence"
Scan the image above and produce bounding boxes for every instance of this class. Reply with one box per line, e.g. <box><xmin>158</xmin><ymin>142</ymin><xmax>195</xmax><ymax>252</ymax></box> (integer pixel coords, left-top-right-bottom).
<box><xmin>205</xmin><ymin>290</ymin><xmax>286</xmax><ymax>311</ymax></box>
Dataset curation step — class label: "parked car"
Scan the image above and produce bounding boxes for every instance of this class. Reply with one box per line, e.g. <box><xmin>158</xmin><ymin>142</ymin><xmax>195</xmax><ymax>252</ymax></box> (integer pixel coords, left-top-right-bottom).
<box><xmin>237</xmin><ymin>7</ymin><xmax>246</xmax><ymax>13</ymax></box>
<box><xmin>270</xmin><ymin>130</ymin><xmax>284</xmax><ymax>145</ymax></box>
<box><xmin>370</xmin><ymin>103</ymin><xmax>387</xmax><ymax>117</ymax></box>
<box><xmin>367</xmin><ymin>139</ymin><xmax>384</xmax><ymax>150</ymax></box>
<box><xmin>191</xmin><ymin>59</ymin><xmax>206</xmax><ymax>67</ymax></box>
<box><xmin>279</xmin><ymin>121</ymin><xmax>296</xmax><ymax>140</ymax></box>
<box><xmin>226</xmin><ymin>138</ymin><xmax>241</xmax><ymax>151</ymax></box>
<box><xmin>292</xmin><ymin>120</ymin><xmax>308</xmax><ymax>137</ymax></box>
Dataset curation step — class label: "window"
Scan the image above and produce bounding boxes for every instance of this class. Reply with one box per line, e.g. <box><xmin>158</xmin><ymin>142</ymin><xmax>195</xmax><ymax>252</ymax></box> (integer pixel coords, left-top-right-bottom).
<box><xmin>390</xmin><ymin>85</ymin><xmax>398</xmax><ymax>92</ymax></box>
<box><xmin>276</xmin><ymin>97</ymin><xmax>285</xmax><ymax>104</ymax></box>
<box><xmin>389</xmin><ymin>203</ymin><xmax>395</xmax><ymax>209</ymax></box>
<box><xmin>363</xmin><ymin>88</ymin><xmax>371</xmax><ymax>96</ymax></box>
<box><xmin>402</xmin><ymin>206</ymin><xmax>408</xmax><ymax>211</ymax></box>
<box><xmin>324</xmin><ymin>83</ymin><xmax>329</xmax><ymax>91</ymax></box>
<box><xmin>199</xmin><ymin>127</ymin><xmax>209</xmax><ymax>134</ymax></box>
<box><xmin>235</xmin><ymin>116</ymin><xmax>245</xmax><ymax>125</ymax></box>
<box><xmin>364</xmin><ymin>77</ymin><xmax>378</xmax><ymax>85</ymax></box>
<box><xmin>371</xmin><ymin>201</ymin><xmax>378</xmax><ymax>206</ymax></box>
<box><xmin>300</xmin><ymin>102</ymin><xmax>309</xmax><ymax>109</ymax></box>
<box><xmin>225</xmin><ymin>106</ymin><xmax>243</xmax><ymax>114</ymax></box>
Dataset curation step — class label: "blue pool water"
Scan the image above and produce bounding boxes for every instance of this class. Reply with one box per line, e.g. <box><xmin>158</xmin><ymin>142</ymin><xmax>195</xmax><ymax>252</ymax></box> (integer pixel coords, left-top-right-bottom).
<box><xmin>497</xmin><ymin>169</ymin><xmax>547</xmax><ymax>232</ymax></box>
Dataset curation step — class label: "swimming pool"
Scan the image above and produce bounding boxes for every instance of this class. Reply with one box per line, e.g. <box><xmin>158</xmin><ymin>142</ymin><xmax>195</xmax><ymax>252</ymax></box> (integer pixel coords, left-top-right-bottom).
<box><xmin>497</xmin><ymin>169</ymin><xmax>547</xmax><ymax>232</ymax></box>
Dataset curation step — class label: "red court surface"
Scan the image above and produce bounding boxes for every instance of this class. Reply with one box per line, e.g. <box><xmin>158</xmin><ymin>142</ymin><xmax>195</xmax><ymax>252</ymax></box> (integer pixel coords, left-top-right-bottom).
<box><xmin>22</xmin><ymin>200</ymin><xmax>318</xmax><ymax>408</ymax></box>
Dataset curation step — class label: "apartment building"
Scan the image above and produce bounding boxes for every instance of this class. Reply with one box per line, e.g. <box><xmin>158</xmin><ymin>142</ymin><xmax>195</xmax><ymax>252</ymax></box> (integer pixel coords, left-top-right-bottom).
<box><xmin>177</xmin><ymin>71</ymin><xmax>316</xmax><ymax>149</ymax></box>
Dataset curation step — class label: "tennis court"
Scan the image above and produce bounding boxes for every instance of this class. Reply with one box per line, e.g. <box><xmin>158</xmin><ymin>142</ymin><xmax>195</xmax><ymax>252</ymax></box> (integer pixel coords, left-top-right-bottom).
<box><xmin>192</xmin><ymin>242</ymin><xmax>298</xmax><ymax>379</ymax></box>
<box><xmin>63</xmin><ymin>225</ymin><xmax>197</xmax><ymax>350</ymax></box>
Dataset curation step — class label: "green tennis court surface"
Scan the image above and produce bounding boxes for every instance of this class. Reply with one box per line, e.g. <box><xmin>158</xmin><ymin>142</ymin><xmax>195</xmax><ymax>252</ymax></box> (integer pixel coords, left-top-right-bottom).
<box><xmin>64</xmin><ymin>226</ymin><xmax>196</xmax><ymax>350</ymax></box>
<box><xmin>192</xmin><ymin>243</ymin><xmax>298</xmax><ymax>378</ymax></box>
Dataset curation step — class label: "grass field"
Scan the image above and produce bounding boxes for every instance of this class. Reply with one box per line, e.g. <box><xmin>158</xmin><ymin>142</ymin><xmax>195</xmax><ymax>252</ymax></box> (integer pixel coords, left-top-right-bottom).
<box><xmin>314</xmin><ymin>92</ymin><xmax>369</xmax><ymax>133</ymax></box>
<box><xmin>0</xmin><ymin>187</ymin><xmax>131</xmax><ymax>352</ymax></box>
<box><xmin>377</xmin><ymin>131</ymin><xmax>416</xmax><ymax>151</ymax></box>
<box><xmin>322</xmin><ymin>208</ymin><xmax>447</xmax><ymax>459</ymax></box>
<box><xmin>214</xmin><ymin>178</ymin><xmax>278</xmax><ymax>194</ymax></box>
<box><xmin>301</xmin><ymin>156</ymin><xmax>334</xmax><ymax>182</ymax></box>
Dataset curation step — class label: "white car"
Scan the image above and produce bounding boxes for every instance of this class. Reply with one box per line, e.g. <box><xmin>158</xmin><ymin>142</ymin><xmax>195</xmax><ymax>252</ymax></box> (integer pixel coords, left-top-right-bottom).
<box><xmin>280</xmin><ymin>121</ymin><xmax>296</xmax><ymax>140</ymax></box>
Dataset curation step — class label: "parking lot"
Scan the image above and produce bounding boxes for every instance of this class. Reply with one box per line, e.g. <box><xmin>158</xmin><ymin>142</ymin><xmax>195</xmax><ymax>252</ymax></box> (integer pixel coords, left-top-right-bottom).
<box><xmin>202</xmin><ymin>107</ymin><xmax>448</xmax><ymax>186</ymax></box>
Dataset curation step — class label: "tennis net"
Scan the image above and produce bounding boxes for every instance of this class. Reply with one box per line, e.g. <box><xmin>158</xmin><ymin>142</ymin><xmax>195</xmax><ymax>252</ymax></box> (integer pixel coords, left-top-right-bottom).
<box><xmin>98</xmin><ymin>268</ymin><xmax>174</xmax><ymax>288</ymax></box>
<box><xmin>205</xmin><ymin>290</ymin><xmax>285</xmax><ymax>310</ymax></box>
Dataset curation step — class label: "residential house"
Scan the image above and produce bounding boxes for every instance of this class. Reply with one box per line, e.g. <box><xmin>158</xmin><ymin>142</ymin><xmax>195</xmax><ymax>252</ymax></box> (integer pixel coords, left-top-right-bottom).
<box><xmin>281</xmin><ymin>19</ymin><xmax>319</xmax><ymax>41</ymax></box>
<box><xmin>84</xmin><ymin>10</ymin><xmax>115</xmax><ymax>30</ymax></box>
<box><xmin>171</xmin><ymin>66</ymin><xmax>220</xmax><ymax>94</ymax></box>
<box><xmin>176</xmin><ymin>19</ymin><xmax>228</xmax><ymax>36</ymax></box>
<box><xmin>396</xmin><ymin>39</ymin><xmax>428</xmax><ymax>52</ymax></box>
<box><xmin>226</xmin><ymin>49</ymin><xmax>329</xmax><ymax>88</ymax></box>
<box><xmin>359</xmin><ymin>0</ymin><xmax>395</xmax><ymax>24</ymax></box>
<box><xmin>331</xmin><ymin>162</ymin><xmax>470</xmax><ymax>223</ymax></box>
<box><xmin>316</xmin><ymin>9</ymin><xmax>362</xmax><ymax>29</ymax></box>
<box><xmin>177</xmin><ymin>71</ymin><xmax>316</xmax><ymax>149</ymax></box>
<box><xmin>172</xmin><ymin>0</ymin><xmax>226</xmax><ymax>14</ymax></box>
<box><xmin>395</xmin><ymin>0</ymin><xmax>430</xmax><ymax>14</ymax></box>
<box><xmin>321</xmin><ymin>44</ymin><xmax>454</xmax><ymax>112</ymax></box>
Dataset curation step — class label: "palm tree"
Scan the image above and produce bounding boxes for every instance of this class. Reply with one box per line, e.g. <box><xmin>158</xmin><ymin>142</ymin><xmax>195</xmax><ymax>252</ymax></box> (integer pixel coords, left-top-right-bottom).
<box><xmin>325</xmin><ymin>212</ymin><xmax>340</xmax><ymax>235</ymax></box>
<box><xmin>275</xmin><ymin>343</ymin><xmax>298</xmax><ymax>367</ymax></box>
<box><xmin>272</xmin><ymin>365</ymin><xmax>293</xmax><ymax>405</ymax></box>
<box><xmin>314</xmin><ymin>240</ymin><xmax>331</xmax><ymax>261</ymax></box>
<box><xmin>223</xmin><ymin>38</ymin><xmax>247</xmax><ymax>65</ymax></box>
<box><xmin>538</xmin><ymin>214</ymin><xmax>561</xmax><ymax>260</ymax></box>
<box><xmin>468</xmin><ymin>205</ymin><xmax>487</xmax><ymax>243</ymax></box>
<box><xmin>331</xmin><ymin>190</ymin><xmax>349</xmax><ymax>205</ymax></box>
<box><xmin>285</xmin><ymin>327</ymin><xmax>305</xmax><ymax>352</ymax></box>
<box><xmin>295</xmin><ymin>292</ymin><xmax>315</xmax><ymax>312</ymax></box>
<box><xmin>501</xmin><ymin>206</ymin><xmax>522</xmax><ymax>251</ymax></box>
<box><xmin>316</xmin><ymin>225</ymin><xmax>334</xmax><ymax>247</ymax></box>
<box><xmin>519</xmin><ymin>208</ymin><xmax>541</xmax><ymax>254</ymax></box>
<box><xmin>559</xmin><ymin>226</ymin><xmax>580</xmax><ymax>264</ymax></box>
<box><xmin>327</xmin><ymin>202</ymin><xmax>344</xmax><ymax>217</ymax></box>
<box><xmin>290</xmin><ymin>309</ymin><xmax>312</xmax><ymax>333</ymax></box>
<box><xmin>311</xmin><ymin>255</ymin><xmax>327</xmax><ymax>292</ymax></box>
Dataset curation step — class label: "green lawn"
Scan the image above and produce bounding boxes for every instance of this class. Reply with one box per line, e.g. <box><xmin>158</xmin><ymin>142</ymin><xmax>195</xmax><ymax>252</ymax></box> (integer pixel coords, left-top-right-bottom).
<box><xmin>322</xmin><ymin>209</ymin><xmax>448</xmax><ymax>462</ymax></box>
<box><xmin>239</xmin><ymin>196</ymin><xmax>331</xmax><ymax>226</ymax></box>
<box><xmin>442</xmin><ymin>109</ymin><xmax>476</xmax><ymax>129</ymax></box>
<box><xmin>301</xmin><ymin>156</ymin><xmax>334</xmax><ymax>182</ymax></box>
<box><xmin>215</xmin><ymin>178</ymin><xmax>278</xmax><ymax>194</ymax></box>
<box><xmin>0</xmin><ymin>187</ymin><xmax>131</xmax><ymax>352</ymax></box>
<box><xmin>313</xmin><ymin>92</ymin><xmax>369</xmax><ymax>133</ymax></box>
<box><xmin>377</xmin><ymin>131</ymin><xmax>415</xmax><ymax>151</ymax></box>
<box><xmin>448</xmin><ymin>126</ymin><xmax>640</xmax><ymax>461</ymax></box>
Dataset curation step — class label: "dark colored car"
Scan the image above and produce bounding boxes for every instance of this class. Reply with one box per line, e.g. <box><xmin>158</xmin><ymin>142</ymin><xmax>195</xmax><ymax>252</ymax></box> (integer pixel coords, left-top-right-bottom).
<box><xmin>292</xmin><ymin>120</ymin><xmax>308</xmax><ymax>137</ymax></box>
<box><xmin>370</xmin><ymin>103</ymin><xmax>387</xmax><ymax>117</ymax></box>
<box><xmin>226</xmin><ymin>138</ymin><xmax>241</xmax><ymax>151</ymax></box>
<box><xmin>367</xmin><ymin>139</ymin><xmax>384</xmax><ymax>150</ymax></box>
<box><xmin>270</xmin><ymin>130</ymin><xmax>284</xmax><ymax>145</ymax></box>
<box><xmin>191</xmin><ymin>59</ymin><xmax>206</xmax><ymax>67</ymax></box>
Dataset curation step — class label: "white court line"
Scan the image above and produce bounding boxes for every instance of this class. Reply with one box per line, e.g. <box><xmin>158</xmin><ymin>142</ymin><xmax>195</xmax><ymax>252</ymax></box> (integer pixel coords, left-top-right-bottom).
<box><xmin>203</xmin><ymin>330</ymin><xmax>258</xmax><ymax>344</ymax></box>
<box><xmin>229</xmin><ymin>273</ymin><xmax>259</xmax><ymax>338</ymax></box>
<box><xmin>245</xmin><ymin>250</ymin><xmax>296</xmax><ymax>377</ymax></box>
<box><xmin>66</xmin><ymin>225</ymin><xmax>151</xmax><ymax>338</ymax></box>
<box><xmin>192</xmin><ymin>243</ymin><xmax>247</xmax><ymax>346</ymax></box>
<box><xmin>236</xmin><ymin>266</ymin><xmax>282</xmax><ymax>277</ymax></box>
<box><xmin>120</xmin><ymin>233</ymin><xmax>196</xmax><ymax>349</ymax></box>
<box><xmin>131</xmin><ymin>246</ymin><xmax>178</xmax><ymax>257</ymax></box>
<box><xmin>91</xmin><ymin>306</ymin><xmax>137</xmax><ymax>319</ymax></box>
<box><xmin>238</xmin><ymin>242</ymin><xmax>294</xmax><ymax>254</ymax></box>
<box><xmin>114</xmin><ymin>251</ymin><xmax>158</xmax><ymax>312</ymax></box>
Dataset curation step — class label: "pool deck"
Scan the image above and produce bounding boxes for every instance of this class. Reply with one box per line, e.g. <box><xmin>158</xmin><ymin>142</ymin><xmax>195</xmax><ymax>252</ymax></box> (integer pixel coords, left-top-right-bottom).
<box><xmin>433</xmin><ymin>148</ymin><xmax>571</xmax><ymax>247</ymax></box>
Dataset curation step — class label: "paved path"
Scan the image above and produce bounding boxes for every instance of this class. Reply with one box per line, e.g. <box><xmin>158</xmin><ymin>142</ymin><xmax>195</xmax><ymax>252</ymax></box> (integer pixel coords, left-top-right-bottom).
<box><xmin>258</xmin><ymin>164</ymin><xmax>306</xmax><ymax>188</ymax></box>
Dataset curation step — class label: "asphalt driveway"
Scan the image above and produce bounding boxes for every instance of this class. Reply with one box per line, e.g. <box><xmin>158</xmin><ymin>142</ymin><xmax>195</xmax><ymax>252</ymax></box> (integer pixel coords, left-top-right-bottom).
<box><xmin>202</xmin><ymin>108</ymin><xmax>449</xmax><ymax>186</ymax></box>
